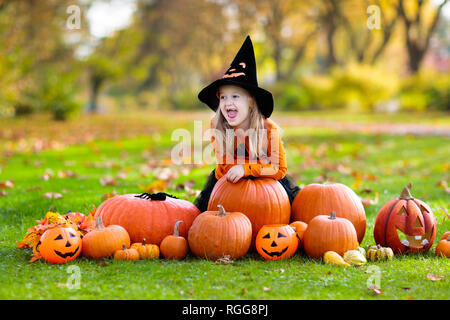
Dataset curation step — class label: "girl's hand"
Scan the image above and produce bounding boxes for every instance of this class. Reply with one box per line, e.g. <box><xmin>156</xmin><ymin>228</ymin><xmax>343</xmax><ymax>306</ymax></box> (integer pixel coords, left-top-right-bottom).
<box><xmin>226</xmin><ymin>165</ymin><xmax>245</xmax><ymax>183</ymax></box>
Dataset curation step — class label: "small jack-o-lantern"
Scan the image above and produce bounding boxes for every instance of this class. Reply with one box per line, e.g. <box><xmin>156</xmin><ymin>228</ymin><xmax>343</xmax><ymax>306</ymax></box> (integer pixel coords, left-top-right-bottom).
<box><xmin>255</xmin><ymin>224</ymin><xmax>298</xmax><ymax>260</ymax></box>
<box><xmin>37</xmin><ymin>227</ymin><xmax>82</xmax><ymax>264</ymax></box>
<box><xmin>374</xmin><ymin>183</ymin><xmax>436</xmax><ymax>254</ymax></box>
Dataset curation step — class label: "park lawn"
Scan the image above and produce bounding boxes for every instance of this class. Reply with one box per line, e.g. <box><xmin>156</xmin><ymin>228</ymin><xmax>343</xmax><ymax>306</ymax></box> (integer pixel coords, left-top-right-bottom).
<box><xmin>0</xmin><ymin>111</ymin><xmax>449</xmax><ymax>300</ymax></box>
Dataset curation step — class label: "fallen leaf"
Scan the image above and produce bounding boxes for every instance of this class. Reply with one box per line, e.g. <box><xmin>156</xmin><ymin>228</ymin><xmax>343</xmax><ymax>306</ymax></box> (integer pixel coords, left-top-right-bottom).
<box><xmin>41</xmin><ymin>169</ymin><xmax>55</xmax><ymax>181</ymax></box>
<box><xmin>214</xmin><ymin>255</ymin><xmax>233</xmax><ymax>265</ymax></box>
<box><xmin>361</xmin><ymin>192</ymin><xmax>379</xmax><ymax>208</ymax></box>
<box><xmin>58</xmin><ymin>170</ymin><xmax>77</xmax><ymax>178</ymax></box>
<box><xmin>155</xmin><ymin>167</ymin><xmax>178</xmax><ymax>181</ymax></box>
<box><xmin>336</xmin><ymin>163</ymin><xmax>352</xmax><ymax>175</ymax></box>
<box><xmin>263</xmin><ymin>287</ymin><xmax>272</xmax><ymax>292</ymax></box>
<box><xmin>352</xmin><ymin>180</ymin><xmax>363</xmax><ymax>190</ymax></box>
<box><xmin>116</xmin><ymin>172</ymin><xmax>127</xmax><ymax>180</ymax></box>
<box><xmin>360</xmin><ymin>187</ymin><xmax>373</xmax><ymax>194</ymax></box>
<box><xmin>367</xmin><ymin>285</ymin><xmax>382</xmax><ymax>295</ymax></box>
<box><xmin>30</xmin><ymin>252</ymin><xmax>43</xmax><ymax>263</ymax></box>
<box><xmin>26</xmin><ymin>186</ymin><xmax>42</xmax><ymax>192</ymax></box>
<box><xmin>426</xmin><ymin>273</ymin><xmax>444</xmax><ymax>281</ymax></box>
<box><xmin>0</xmin><ymin>190</ymin><xmax>7</xmax><ymax>197</ymax></box>
<box><xmin>100</xmin><ymin>176</ymin><xmax>116</xmax><ymax>186</ymax></box>
<box><xmin>0</xmin><ymin>180</ymin><xmax>14</xmax><ymax>188</ymax></box>
<box><xmin>138</xmin><ymin>180</ymin><xmax>167</xmax><ymax>193</ymax></box>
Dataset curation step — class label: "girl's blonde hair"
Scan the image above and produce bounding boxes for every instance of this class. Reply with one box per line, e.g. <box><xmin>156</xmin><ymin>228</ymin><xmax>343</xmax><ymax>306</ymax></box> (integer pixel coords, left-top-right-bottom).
<box><xmin>212</xmin><ymin>88</ymin><xmax>267</xmax><ymax>162</ymax></box>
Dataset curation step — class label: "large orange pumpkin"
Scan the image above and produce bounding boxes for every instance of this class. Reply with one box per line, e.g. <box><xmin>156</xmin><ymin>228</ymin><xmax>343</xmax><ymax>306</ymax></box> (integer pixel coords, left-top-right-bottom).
<box><xmin>207</xmin><ymin>177</ymin><xmax>290</xmax><ymax>248</ymax></box>
<box><xmin>291</xmin><ymin>182</ymin><xmax>366</xmax><ymax>243</ymax></box>
<box><xmin>38</xmin><ymin>227</ymin><xmax>82</xmax><ymax>264</ymax></box>
<box><xmin>374</xmin><ymin>183</ymin><xmax>436</xmax><ymax>254</ymax></box>
<box><xmin>188</xmin><ymin>204</ymin><xmax>252</xmax><ymax>260</ymax></box>
<box><xmin>82</xmin><ymin>216</ymin><xmax>130</xmax><ymax>259</ymax></box>
<box><xmin>303</xmin><ymin>212</ymin><xmax>359</xmax><ymax>259</ymax></box>
<box><xmin>95</xmin><ymin>192</ymin><xmax>200</xmax><ymax>245</ymax></box>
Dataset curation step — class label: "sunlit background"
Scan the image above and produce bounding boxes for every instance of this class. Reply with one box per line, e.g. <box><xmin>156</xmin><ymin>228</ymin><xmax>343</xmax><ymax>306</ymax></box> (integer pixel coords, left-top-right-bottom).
<box><xmin>0</xmin><ymin>0</ymin><xmax>449</xmax><ymax>119</ymax></box>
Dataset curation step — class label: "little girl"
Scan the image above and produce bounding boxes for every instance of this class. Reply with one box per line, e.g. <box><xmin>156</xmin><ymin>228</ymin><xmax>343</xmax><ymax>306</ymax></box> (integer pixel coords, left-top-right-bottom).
<box><xmin>194</xmin><ymin>35</ymin><xmax>299</xmax><ymax>212</ymax></box>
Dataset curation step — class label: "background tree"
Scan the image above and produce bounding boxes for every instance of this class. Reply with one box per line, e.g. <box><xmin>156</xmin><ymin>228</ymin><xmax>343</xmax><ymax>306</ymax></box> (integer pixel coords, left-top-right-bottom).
<box><xmin>397</xmin><ymin>0</ymin><xmax>449</xmax><ymax>73</ymax></box>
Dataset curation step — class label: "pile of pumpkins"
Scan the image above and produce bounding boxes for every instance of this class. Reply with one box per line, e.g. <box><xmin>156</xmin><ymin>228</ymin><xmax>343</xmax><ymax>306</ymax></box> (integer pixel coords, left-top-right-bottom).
<box><xmin>36</xmin><ymin>178</ymin><xmax>449</xmax><ymax>264</ymax></box>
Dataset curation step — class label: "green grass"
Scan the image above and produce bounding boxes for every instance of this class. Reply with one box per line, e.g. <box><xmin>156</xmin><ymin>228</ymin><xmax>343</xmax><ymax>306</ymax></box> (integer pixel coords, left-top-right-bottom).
<box><xmin>0</xmin><ymin>111</ymin><xmax>449</xmax><ymax>300</ymax></box>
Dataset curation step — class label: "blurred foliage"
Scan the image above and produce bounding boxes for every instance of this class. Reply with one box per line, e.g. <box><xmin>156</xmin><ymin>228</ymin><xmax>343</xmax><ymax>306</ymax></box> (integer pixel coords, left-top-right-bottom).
<box><xmin>400</xmin><ymin>73</ymin><xmax>450</xmax><ymax>111</ymax></box>
<box><xmin>0</xmin><ymin>0</ymin><xmax>449</xmax><ymax>119</ymax></box>
<box><xmin>274</xmin><ymin>64</ymin><xmax>399</xmax><ymax>111</ymax></box>
<box><xmin>27</xmin><ymin>68</ymin><xmax>82</xmax><ymax>121</ymax></box>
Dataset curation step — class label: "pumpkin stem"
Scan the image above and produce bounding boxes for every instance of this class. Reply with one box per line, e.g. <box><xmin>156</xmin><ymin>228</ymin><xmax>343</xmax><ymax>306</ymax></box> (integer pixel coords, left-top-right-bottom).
<box><xmin>329</xmin><ymin>212</ymin><xmax>336</xmax><ymax>220</ymax></box>
<box><xmin>95</xmin><ymin>216</ymin><xmax>105</xmax><ymax>230</ymax></box>
<box><xmin>142</xmin><ymin>238</ymin><xmax>146</xmax><ymax>246</ymax></box>
<box><xmin>217</xmin><ymin>204</ymin><xmax>227</xmax><ymax>216</ymax></box>
<box><xmin>122</xmin><ymin>244</ymin><xmax>126</xmax><ymax>250</ymax></box>
<box><xmin>173</xmin><ymin>220</ymin><xmax>183</xmax><ymax>236</ymax></box>
<box><xmin>399</xmin><ymin>183</ymin><xmax>413</xmax><ymax>199</ymax></box>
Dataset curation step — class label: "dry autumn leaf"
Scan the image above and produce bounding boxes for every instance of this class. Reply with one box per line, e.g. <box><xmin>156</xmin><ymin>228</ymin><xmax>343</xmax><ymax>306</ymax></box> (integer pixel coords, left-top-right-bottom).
<box><xmin>436</xmin><ymin>180</ymin><xmax>450</xmax><ymax>194</ymax></box>
<box><xmin>214</xmin><ymin>255</ymin><xmax>233</xmax><ymax>265</ymax></box>
<box><xmin>367</xmin><ymin>285</ymin><xmax>382</xmax><ymax>295</ymax></box>
<box><xmin>100</xmin><ymin>176</ymin><xmax>116</xmax><ymax>186</ymax></box>
<box><xmin>42</xmin><ymin>192</ymin><xmax>62</xmax><ymax>199</ymax></box>
<box><xmin>57</xmin><ymin>170</ymin><xmax>77</xmax><ymax>178</ymax></box>
<box><xmin>361</xmin><ymin>192</ymin><xmax>379</xmax><ymax>208</ymax></box>
<box><xmin>0</xmin><ymin>180</ymin><xmax>14</xmax><ymax>188</ymax></box>
<box><xmin>155</xmin><ymin>167</ymin><xmax>179</xmax><ymax>181</ymax></box>
<box><xmin>101</xmin><ymin>191</ymin><xmax>117</xmax><ymax>200</ymax></box>
<box><xmin>138</xmin><ymin>180</ymin><xmax>167</xmax><ymax>193</ymax></box>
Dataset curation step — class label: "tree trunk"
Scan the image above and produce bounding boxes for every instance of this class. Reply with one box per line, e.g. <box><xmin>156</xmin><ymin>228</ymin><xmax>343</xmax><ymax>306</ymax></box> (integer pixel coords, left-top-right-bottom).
<box><xmin>87</xmin><ymin>75</ymin><xmax>103</xmax><ymax>113</ymax></box>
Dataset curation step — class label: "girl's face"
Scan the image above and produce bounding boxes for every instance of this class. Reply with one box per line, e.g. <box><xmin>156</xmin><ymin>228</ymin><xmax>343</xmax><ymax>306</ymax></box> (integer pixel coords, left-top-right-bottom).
<box><xmin>218</xmin><ymin>85</ymin><xmax>253</xmax><ymax>129</ymax></box>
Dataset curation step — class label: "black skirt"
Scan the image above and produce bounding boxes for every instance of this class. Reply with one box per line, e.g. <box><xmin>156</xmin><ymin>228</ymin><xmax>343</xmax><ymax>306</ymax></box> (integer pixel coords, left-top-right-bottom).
<box><xmin>194</xmin><ymin>169</ymin><xmax>301</xmax><ymax>213</ymax></box>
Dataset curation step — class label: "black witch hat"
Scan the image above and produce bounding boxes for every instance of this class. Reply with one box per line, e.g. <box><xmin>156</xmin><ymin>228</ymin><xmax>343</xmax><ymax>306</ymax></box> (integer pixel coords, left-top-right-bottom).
<box><xmin>198</xmin><ymin>35</ymin><xmax>274</xmax><ymax>118</ymax></box>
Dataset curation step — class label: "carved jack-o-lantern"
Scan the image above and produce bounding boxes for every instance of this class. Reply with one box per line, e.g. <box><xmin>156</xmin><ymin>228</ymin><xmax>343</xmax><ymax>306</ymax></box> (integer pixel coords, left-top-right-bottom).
<box><xmin>374</xmin><ymin>183</ymin><xmax>436</xmax><ymax>254</ymax></box>
<box><xmin>255</xmin><ymin>224</ymin><xmax>298</xmax><ymax>260</ymax></box>
<box><xmin>37</xmin><ymin>227</ymin><xmax>82</xmax><ymax>264</ymax></box>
